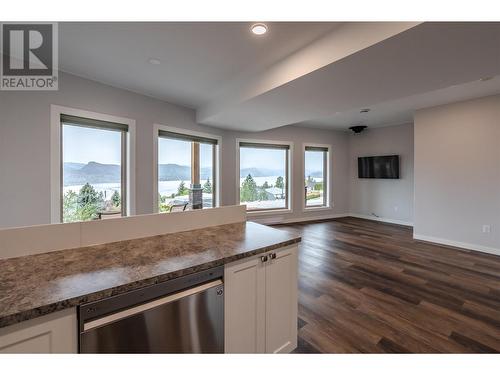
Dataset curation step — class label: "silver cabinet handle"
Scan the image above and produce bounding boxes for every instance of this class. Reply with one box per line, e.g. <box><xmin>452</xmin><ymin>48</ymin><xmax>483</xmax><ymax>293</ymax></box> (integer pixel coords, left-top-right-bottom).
<box><xmin>260</xmin><ymin>255</ymin><xmax>268</xmax><ymax>262</ymax></box>
<box><xmin>269</xmin><ymin>253</ymin><xmax>277</xmax><ymax>260</ymax></box>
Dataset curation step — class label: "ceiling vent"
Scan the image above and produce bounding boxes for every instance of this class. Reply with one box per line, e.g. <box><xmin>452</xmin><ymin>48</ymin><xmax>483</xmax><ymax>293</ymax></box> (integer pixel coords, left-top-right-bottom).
<box><xmin>349</xmin><ymin>125</ymin><xmax>367</xmax><ymax>134</ymax></box>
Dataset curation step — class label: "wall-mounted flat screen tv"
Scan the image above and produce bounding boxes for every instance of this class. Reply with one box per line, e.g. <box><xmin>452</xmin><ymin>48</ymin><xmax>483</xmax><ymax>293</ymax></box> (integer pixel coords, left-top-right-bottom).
<box><xmin>358</xmin><ymin>155</ymin><xmax>399</xmax><ymax>179</ymax></box>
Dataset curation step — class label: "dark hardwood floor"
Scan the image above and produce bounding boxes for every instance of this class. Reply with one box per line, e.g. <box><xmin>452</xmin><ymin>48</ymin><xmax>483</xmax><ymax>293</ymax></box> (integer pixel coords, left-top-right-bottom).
<box><xmin>275</xmin><ymin>217</ymin><xmax>500</xmax><ymax>353</ymax></box>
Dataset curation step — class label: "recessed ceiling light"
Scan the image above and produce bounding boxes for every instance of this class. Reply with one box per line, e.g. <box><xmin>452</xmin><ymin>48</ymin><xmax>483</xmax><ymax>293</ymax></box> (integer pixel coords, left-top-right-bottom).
<box><xmin>360</xmin><ymin>108</ymin><xmax>371</xmax><ymax>113</ymax></box>
<box><xmin>148</xmin><ymin>58</ymin><xmax>161</xmax><ymax>65</ymax></box>
<box><xmin>251</xmin><ymin>23</ymin><xmax>268</xmax><ymax>36</ymax></box>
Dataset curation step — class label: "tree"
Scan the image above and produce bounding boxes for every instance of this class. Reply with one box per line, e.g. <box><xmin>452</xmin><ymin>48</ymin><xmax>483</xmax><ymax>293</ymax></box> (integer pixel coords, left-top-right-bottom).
<box><xmin>262</xmin><ymin>181</ymin><xmax>270</xmax><ymax>189</ymax></box>
<box><xmin>76</xmin><ymin>183</ymin><xmax>104</xmax><ymax>221</ymax></box>
<box><xmin>177</xmin><ymin>181</ymin><xmax>189</xmax><ymax>196</ymax></box>
<box><xmin>275</xmin><ymin>176</ymin><xmax>284</xmax><ymax>191</ymax></box>
<box><xmin>203</xmin><ymin>178</ymin><xmax>212</xmax><ymax>193</ymax></box>
<box><xmin>111</xmin><ymin>190</ymin><xmax>121</xmax><ymax>207</ymax></box>
<box><xmin>240</xmin><ymin>174</ymin><xmax>258</xmax><ymax>202</ymax></box>
<box><xmin>314</xmin><ymin>181</ymin><xmax>323</xmax><ymax>191</ymax></box>
<box><xmin>62</xmin><ymin>190</ymin><xmax>78</xmax><ymax>222</ymax></box>
<box><xmin>258</xmin><ymin>189</ymin><xmax>269</xmax><ymax>201</ymax></box>
<box><xmin>77</xmin><ymin>183</ymin><xmax>102</xmax><ymax>207</ymax></box>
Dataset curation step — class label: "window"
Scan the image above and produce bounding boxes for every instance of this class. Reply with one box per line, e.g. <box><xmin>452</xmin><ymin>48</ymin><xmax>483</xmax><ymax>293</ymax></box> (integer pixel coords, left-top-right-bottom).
<box><xmin>238</xmin><ymin>141</ymin><xmax>290</xmax><ymax>211</ymax></box>
<box><xmin>157</xmin><ymin>129</ymin><xmax>218</xmax><ymax>213</ymax></box>
<box><xmin>61</xmin><ymin>114</ymin><xmax>128</xmax><ymax>222</ymax></box>
<box><xmin>304</xmin><ymin>145</ymin><xmax>329</xmax><ymax>208</ymax></box>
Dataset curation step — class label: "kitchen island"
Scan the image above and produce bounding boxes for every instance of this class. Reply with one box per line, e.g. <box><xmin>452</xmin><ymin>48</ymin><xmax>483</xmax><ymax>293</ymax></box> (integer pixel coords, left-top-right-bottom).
<box><xmin>0</xmin><ymin>220</ymin><xmax>300</xmax><ymax>353</ymax></box>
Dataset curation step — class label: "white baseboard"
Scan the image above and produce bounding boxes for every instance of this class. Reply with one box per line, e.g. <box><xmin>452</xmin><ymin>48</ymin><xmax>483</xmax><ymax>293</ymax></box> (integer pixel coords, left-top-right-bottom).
<box><xmin>347</xmin><ymin>213</ymin><xmax>413</xmax><ymax>227</ymax></box>
<box><xmin>250</xmin><ymin>213</ymin><xmax>349</xmax><ymax>225</ymax></box>
<box><xmin>252</xmin><ymin>212</ymin><xmax>500</xmax><ymax>258</ymax></box>
<box><xmin>251</xmin><ymin>212</ymin><xmax>413</xmax><ymax>226</ymax></box>
<box><xmin>413</xmin><ymin>233</ymin><xmax>500</xmax><ymax>257</ymax></box>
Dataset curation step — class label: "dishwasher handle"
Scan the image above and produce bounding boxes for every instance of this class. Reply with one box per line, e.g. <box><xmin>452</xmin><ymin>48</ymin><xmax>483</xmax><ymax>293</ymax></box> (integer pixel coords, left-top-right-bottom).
<box><xmin>83</xmin><ymin>279</ymin><xmax>223</xmax><ymax>332</ymax></box>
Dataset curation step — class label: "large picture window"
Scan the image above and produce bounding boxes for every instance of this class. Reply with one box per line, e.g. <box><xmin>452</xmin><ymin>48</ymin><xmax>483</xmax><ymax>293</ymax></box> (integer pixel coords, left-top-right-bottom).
<box><xmin>61</xmin><ymin>114</ymin><xmax>128</xmax><ymax>222</ymax></box>
<box><xmin>304</xmin><ymin>145</ymin><xmax>329</xmax><ymax>208</ymax></box>
<box><xmin>238</xmin><ymin>141</ymin><xmax>290</xmax><ymax>211</ymax></box>
<box><xmin>157</xmin><ymin>129</ymin><xmax>218</xmax><ymax>213</ymax></box>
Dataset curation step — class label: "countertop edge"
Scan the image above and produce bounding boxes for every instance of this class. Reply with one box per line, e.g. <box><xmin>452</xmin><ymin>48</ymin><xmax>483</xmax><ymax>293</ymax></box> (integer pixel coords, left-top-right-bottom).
<box><xmin>0</xmin><ymin>237</ymin><xmax>301</xmax><ymax>329</ymax></box>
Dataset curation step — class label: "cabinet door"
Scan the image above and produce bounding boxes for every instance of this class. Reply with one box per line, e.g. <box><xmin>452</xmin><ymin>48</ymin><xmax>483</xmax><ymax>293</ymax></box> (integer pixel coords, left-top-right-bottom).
<box><xmin>265</xmin><ymin>245</ymin><xmax>298</xmax><ymax>353</ymax></box>
<box><xmin>0</xmin><ymin>308</ymin><xmax>77</xmax><ymax>353</ymax></box>
<box><xmin>224</xmin><ymin>255</ymin><xmax>266</xmax><ymax>353</ymax></box>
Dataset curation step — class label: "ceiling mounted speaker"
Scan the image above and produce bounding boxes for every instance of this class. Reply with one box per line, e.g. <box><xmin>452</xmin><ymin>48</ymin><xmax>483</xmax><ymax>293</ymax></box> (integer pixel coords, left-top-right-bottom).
<box><xmin>349</xmin><ymin>125</ymin><xmax>367</xmax><ymax>134</ymax></box>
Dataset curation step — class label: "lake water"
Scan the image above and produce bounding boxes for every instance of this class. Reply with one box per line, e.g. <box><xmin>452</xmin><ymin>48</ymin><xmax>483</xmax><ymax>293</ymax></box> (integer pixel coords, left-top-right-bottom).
<box><xmin>64</xmin><ymin>176</ymin><xmax>323</xmax><ymax>198</ymax></box>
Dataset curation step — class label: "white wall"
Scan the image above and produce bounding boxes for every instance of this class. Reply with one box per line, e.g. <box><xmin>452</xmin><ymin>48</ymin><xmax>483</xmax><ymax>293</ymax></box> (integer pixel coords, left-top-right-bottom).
<box><xmin>0</xmin><ymin>205</ymin><xmax>246</xmax><ymax>259</ymax></box>
<box><xmin>223</xmin><ymin>126</ymin><xmax>350</xmax><ymax>224</ymax></box>
<box><xmin>0</xmin><ymin>72</ymin><xmax>349</xmax><ymax>229</ymax></box>
<box><xmin>347</xmin><ymin>123</ymin><xmax>414</xmax><ymax>225</ymax></box>
<box><xmin>2</xmin><ymin>72</ymin><xmax>498</xmax><ymax>256</ymax></box>
<box><xmin>414</xmin><ymin>95</ymin><xmax>500</xmax><ymax>254</ymax></box>
<box><xmin>0</xmin><ymin>72</ymin><xmax>224</xmax><ymax>228</ymax></box>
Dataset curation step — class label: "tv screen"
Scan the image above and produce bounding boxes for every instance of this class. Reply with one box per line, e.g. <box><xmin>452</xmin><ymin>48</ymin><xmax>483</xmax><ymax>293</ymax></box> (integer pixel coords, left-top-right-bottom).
<box><xmin>358</xmin><ymin>155</ymin><xmax>399</xmax><ymax>179</ymax></box>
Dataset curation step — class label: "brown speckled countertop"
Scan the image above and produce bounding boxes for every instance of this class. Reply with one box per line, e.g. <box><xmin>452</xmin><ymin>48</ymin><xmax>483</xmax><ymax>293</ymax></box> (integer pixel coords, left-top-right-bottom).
<box><xmin>0</xmin><ymin>221</ymin><xmax>300</xmax><ymax>328</ymax></box>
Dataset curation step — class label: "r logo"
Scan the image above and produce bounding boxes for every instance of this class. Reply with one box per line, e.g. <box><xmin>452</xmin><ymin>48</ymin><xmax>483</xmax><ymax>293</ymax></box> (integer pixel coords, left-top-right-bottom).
<box><xmin>1</xmin><ymin>23</ymin><xmax>58</xmax><ymax>90</ymax></box>
<box><xmin>2</xmin><ymin>24</ymin><xmax>53</xmax><ymax>75</ymax></box>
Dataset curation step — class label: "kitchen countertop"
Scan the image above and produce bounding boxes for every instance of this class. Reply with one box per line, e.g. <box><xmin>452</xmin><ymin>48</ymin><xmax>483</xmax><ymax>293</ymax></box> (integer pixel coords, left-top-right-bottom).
<box><xmin>0</xmin><ymin>221</ymin><xmax>301</xmax><ymax>328</ymax></box>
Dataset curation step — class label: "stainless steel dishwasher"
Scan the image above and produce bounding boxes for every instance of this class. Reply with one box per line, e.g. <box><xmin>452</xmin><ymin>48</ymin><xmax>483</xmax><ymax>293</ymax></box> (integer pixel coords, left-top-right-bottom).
<box><xmin>78</xmin><ymin>266</ymin><xmax>224</xmax><ymax>353</ymax></box>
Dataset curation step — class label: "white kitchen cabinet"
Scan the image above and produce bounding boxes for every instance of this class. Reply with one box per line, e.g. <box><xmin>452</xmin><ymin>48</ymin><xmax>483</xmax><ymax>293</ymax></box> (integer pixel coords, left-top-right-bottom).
<box><xmin>264</xmin><ymin>245</ymin><xmax>298</xmax><ymax>353</ymax></box>
<box><xmin>0</xmin><ymin>308</ymin><xmax>77</xmax><ymax>353</ymax></box>
<box><xmin>224</xmin><ymin>244</ymin><xmax>298</xmax><ymax>353</ymax></box>
<box><xmin>224</xmin><ymin>253</ymin><xmax>266</xmax><ymax>353</ymax></box>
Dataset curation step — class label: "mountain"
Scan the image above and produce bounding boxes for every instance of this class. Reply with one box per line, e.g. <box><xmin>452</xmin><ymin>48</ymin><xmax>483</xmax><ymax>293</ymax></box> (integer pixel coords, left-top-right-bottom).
<box><xmin>158</xmin><ymin>164</ymin><xmax>213</xmax><ymax>181</ymax></box>
<box><xmin>63</xmin><ymin>162</ymin><xmax>214</xmax><ymax>186</ymax></box>
<box><xmin>64</xmin><ymin>162</ymin><xmax>86</xmax><ymax>171</ymax></box>
<box><xmin>80</xmin><ymin>162</ymin><xmax>121</xmax><ymax>179</ymax></box>
<box><xmin>63</xmin><ymin>162</ymin><xmax>296</xmax><ymax>186</ymax></box>
<box><xmin>158</xmin><ymin>163</ymin><xmax>190</xmax><ymax>181</ymax></box>
<box><xmin>63</xmin><ymin>161</ymin><xmax>121</xmax><ymax>186</ymax></box>
<box><xmin>305</xmin><ymin>170</ymin><xmax>323</xmax><ymax>178</ymax></box>
<box><xmin>240</xmin><ymin>168</ymin><xmax>283</xmax><ymax>178</ymax></box>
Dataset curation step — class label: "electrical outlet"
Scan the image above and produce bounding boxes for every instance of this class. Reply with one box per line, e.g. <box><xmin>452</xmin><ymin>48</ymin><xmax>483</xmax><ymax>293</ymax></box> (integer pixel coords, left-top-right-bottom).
<box><xmin>482</xmin><ymin>225</ymin><xmax>491</xmax><ymax>234</ymax></box>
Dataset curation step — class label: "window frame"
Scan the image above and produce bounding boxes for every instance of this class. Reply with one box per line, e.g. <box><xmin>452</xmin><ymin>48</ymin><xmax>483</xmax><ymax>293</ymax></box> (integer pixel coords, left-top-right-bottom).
<box><xmin>50</xmin><ymin>105</ymin><xmax>136</xmax><ymax>223</ymax></box>
<box><xmin>153</xmin><ymin>124</ymin><xmax>222</xmax><ymax>213</ymax></box>
<box><xmin>236</xmin><ymin>138</ymin><xmax>293</xmax><ymax>215</ymax></box>
<box><xmin>302</xmin><ymin>143</ymin><xmax>331</xmax><ymax>212</ymax></box>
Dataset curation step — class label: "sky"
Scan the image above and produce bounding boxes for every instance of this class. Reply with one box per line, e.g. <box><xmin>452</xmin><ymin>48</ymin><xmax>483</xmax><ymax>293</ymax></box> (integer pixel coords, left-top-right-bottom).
<box><xmin>63</xmin><ymin>125</ymin><xmax>121</xmax><ymax>164</ymax></box>
<box><xmin>240</xmin><ymin>147</ymin><xmax>324</xmax><ymax>174</ymax></box>
<box><xmin>63</xmin><ymin>124</ymin><xmax>324</xmax><ymax>174</ymax></box>
<box><xmin>63</xmin><ymin>126</ymin><xmax>213</xmax><ymax>168</ymax></box>
<box><xmin>305</xmin><ymin>150</ymin><xmax>324</xmax><ymax>176</ymax></box>
<box><xmin>158</xmin><ymin>138</ymin><xmax>213</xmax><ymax>168</ymax></box>
<box><xmin>240</xmin><ymin>147</ymin><xmax>285</xmax><ymax>171</ymax></box>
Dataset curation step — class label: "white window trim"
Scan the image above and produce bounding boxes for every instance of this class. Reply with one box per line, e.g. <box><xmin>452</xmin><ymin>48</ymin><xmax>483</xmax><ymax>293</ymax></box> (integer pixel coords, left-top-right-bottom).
<box><xmin>302</xmin><ymin>142</ymin><xmax>332</xmax><ymax>212</ymax></box>
<box><xmin>236</xmin><ymin>138</ymin><xmax>293</xmax><ymax>216</ymax></box>
<box><xmin>153</xmin><ymin>124</ymin><xmax>222</xmax><ymax>213</ymax></box>
<box><xmin>50</xmin><ymin>105</ymin><xmax>136</xmax><ymax>223</ymax></box>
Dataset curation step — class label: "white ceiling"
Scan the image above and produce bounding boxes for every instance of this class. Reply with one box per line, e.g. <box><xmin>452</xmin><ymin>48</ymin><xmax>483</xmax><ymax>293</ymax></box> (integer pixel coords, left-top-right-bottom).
<box><xmin>59</xmin><ymin>22</ymin><xmax>338</xmax><ymax>108</ymax></box>
<box><xmin>198</xmin><ymin>22</ymin><xmax>500</xmax><ymax>131</ymax></box>
<box><xmin>295</xmin><ymin>75</ymin><xmax>500</xmax><ymax>130</ymax></box>
<box><xmin>58</xmin><ymin>22</ymin><xmax>500</xmax><ymax>131</ymax></box>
